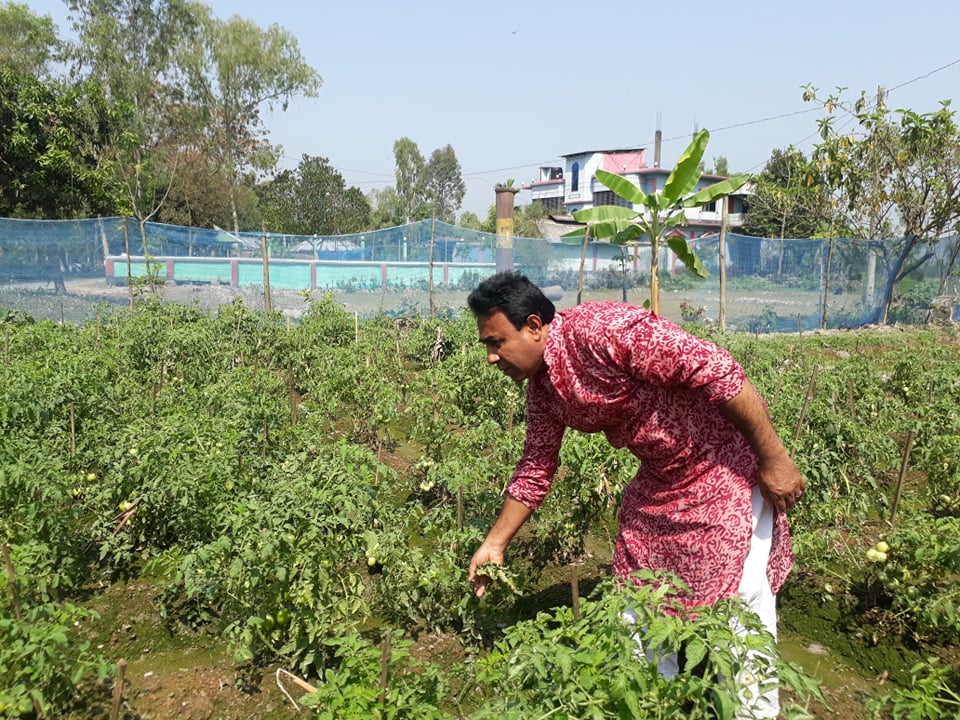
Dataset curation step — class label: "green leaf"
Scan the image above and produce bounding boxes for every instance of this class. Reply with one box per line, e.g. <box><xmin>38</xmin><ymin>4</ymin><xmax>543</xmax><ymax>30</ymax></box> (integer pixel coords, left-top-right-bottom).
<box><xmin>682</xmin><ymin>174</ymin><xmax>750</xmax><ymax>207</ymax></box>
<box><xmin>612</xmin><ymin>225</ymin><xmax>643</xmax><ymax>245</ymax></box>
<box><xmin>683</xmin><ymin>637</ymin><xmax>707</xmax><ymax>671</ymax></box>
<box><xmin>595</xmin><ymin>168</ymin><xmax>650</xmax><ymax>206</ymax></box>
<box><xmin>559</xmin><ymin>228</ymin><xmax>588</xmax><ymax>245</ymax></box>
<box><xmin>663</xmin><ymin>210</ymin><xmax>688</xmax><ymax>228</ymax></box>
<box><xmin>573</xmin><ymin>205</ymin><xmax>637</xmax><ymax>223</ymax></box>
<box><xmin>667</xmin><ymin>236</ymin><xmax>708</xmax><ymax>278</ymax></box>
<box><xmin>663</xmin><ymin>129</ymin><xmax>709</xmax><ymax>202</ymax></box>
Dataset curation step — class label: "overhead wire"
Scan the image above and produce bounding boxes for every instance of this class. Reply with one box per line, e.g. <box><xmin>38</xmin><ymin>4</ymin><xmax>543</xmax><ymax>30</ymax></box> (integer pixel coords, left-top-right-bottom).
<box><xmin>274</xmin><ymin>55</ymin><xmax>960</xmax><ymax>187</ymax></box>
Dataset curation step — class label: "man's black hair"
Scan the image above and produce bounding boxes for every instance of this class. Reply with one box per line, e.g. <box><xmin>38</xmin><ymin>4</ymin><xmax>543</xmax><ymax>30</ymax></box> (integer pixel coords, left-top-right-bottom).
<box><xmin>467</xmin><ymin>271</ymin><xmax>556</xmax><ymax>329</ymax></box>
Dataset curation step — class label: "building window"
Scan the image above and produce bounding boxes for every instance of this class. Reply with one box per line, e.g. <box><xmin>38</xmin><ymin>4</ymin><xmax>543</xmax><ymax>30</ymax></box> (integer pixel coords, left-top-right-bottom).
<box><xmin>702</xmin><ymin>200</ymin><xmax>717</xmax><ymax>213</ymax></box>
<box><xmin>571</xmin><ymin>162</ymin><xmax>580</xmax><ymax>192</ymax></box>
<box><xmin>593</xmin><ymin>190</ymin><xmax>632</xmax><ymax>209</ymax></box>
<box><xmin>534</xmin><ymin>197</ymin><xmax>564</xmax><ymax>213</ymax></box>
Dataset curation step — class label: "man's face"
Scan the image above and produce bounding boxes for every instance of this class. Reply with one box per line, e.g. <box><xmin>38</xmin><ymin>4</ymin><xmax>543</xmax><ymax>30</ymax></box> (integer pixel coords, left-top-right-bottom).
<box><xmin>476</xmin><ymin>309</ymin><xmax>547</xmax><ymax>382</ymax></box>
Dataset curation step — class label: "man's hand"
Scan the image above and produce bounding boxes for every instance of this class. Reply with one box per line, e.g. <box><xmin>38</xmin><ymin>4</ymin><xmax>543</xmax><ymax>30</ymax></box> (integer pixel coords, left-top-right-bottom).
<box><xmin>757</xmin><ymin>452</ymin><xmax>805</xmax><ymax>513</ymax></box>
<box><xmin>468</xmin><ymin>545</ymin><xmax>505</xmax><ymax>598</ymax></box>
<box><xmin>467</xmin><ymin>496</ymin><xmax>533</xmax><ymax>598</ymax></box>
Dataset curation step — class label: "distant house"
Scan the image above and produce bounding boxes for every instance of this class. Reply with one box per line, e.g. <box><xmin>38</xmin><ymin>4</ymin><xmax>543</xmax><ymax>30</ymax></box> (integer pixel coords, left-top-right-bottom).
<box><xmin>523</xmin><ymin>146</ymin><xmax>748</xmax><ymax>242</ymax></box>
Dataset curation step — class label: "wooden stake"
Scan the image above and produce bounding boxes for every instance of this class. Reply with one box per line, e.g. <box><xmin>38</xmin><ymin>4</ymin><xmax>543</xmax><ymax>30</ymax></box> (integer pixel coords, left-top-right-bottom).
<box><xmin>793</xmin><ymin>366</ymin><xmax>818</xmax><ymax>444</ymax></box>
<box><xmin>890</xmin><ymin>430</ymin><xmax>915</xmax><ymax>525</ymax></box>
<box><xmin>847</xmin><ymin>379</ymin><xmax>856</xmax><ymax>417</ymax></box>
<box><xmin>378</xmin><ymin>630</ymin><xmax>392</xmax><ymax>703</ymax></box>
<box><xmin>571</xmin><ymin>563</ymin><xmax>580</xmax><ymax>620</ymax></box>
<box><xmin>260</xmin><ymin>230</ymin><xmax>272</xmax><ymax>314</ymax></box>
<box><xmin>70</xmin><ymin>403</ymin><xmax>76</xmax><ymax>455</ymax></box>
<box><xmin>110</xmin><ymin>659</ymin><xmax>127</xmax><ymax>720</ymax></box>
<box><xmin>457</xmin><ymin>486</ymin><xmax>463</xmax><ymax>532</ymax></box>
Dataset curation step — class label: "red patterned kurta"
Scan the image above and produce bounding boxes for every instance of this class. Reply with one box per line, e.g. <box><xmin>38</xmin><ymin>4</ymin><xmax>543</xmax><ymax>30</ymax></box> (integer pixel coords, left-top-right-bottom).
<box><xmin>507</xmin><ymin>302</ymin><xmax>792</xmax><ymax>610</ymax></box>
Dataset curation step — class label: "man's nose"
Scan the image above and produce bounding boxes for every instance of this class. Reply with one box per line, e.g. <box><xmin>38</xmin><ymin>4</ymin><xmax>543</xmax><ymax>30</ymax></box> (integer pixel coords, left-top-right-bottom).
<box><xmin>486</xmin><ymin>350</ymin><xmax>499</xmax><ymax>365</ymax></box>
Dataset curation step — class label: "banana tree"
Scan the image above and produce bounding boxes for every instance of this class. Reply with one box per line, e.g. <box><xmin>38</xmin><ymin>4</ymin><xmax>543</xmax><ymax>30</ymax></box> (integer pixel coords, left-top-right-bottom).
<box><xmin>562</xmin><ymin>129</ymin><xmax>748</xmax><ymax>314</ymax></box>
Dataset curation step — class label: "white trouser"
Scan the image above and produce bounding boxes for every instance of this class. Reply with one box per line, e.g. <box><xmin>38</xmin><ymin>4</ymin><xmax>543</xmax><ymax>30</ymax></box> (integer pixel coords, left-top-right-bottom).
<box><xmin>624</xmin><ymin>485</ymin><xmax>779</xmax><ymax>719</ymax></box>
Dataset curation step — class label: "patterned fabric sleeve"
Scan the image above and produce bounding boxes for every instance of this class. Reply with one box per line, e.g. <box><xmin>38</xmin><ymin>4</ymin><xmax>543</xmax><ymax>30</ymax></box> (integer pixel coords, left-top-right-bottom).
<box><xmin>605</xmin><ymin>308</ymin><xmax>745</xmax><ymax>403</ymax></box>
<box><xmin>505</xmin><ymin>379</ymin><xmax>566</xmax><ymax>510</ymax></box>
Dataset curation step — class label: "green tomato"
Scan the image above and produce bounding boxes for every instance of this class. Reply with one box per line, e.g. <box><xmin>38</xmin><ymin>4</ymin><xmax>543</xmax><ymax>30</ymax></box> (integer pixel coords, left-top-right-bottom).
<box><xmin>874</xmin><ymin>541</ymin><xmax>890</xmax><ymax>553</ymax></box>
<box><xmin>275</xmin><ymin>608</ymin><xmax>291</xmax><ymax>627</ymax></box>
<box><xmin>263</xmin><ymin>614</ymin><xmax>275</xmax><ymax>631</ymax></box>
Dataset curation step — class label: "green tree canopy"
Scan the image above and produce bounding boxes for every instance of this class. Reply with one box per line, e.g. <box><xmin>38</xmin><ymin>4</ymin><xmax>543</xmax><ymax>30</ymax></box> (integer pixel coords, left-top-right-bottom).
<box><xmin>0</xmin><ymin>1</ymin><xmax>61</xmax><ymax>77</ymax></box>
<box><xmin>805</xmin><ymin>85</ymin><xmax>960</xmax><ymax>323</ymax></box>
<box><xmin>256</xmin><ymin>154</ymin><xmax>370</xmax><ymax>236</ymax></box>
<box><xmin>0</xmin><ymin>67</ymin><xmax>119</xmax><ymax>218</ymax></box>
<box><xmin>393</xmin><ymin>137</ymin><xmax>425</xmax><ymax>223</ymax></box>
<box><xmin>422</xmin><ymin>144</ymin><xmax>465</xmax><ymax>223</ymax></box>
<box><xmin>742</xmin><ymin>146</ymin><xmax>830</xmax><ymax>240</ymax></box>
<box><xmin>185</xmin><ymin>10</ymin><xmax>322</xmax><ymax>232</ymax></box>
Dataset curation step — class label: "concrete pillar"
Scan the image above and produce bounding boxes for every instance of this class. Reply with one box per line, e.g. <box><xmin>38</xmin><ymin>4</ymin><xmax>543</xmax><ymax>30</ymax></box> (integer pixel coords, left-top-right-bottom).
<box><xmin>495</xmin><ymin>186</ymin><xmax>519</xmax><ymax>272</ymax></box>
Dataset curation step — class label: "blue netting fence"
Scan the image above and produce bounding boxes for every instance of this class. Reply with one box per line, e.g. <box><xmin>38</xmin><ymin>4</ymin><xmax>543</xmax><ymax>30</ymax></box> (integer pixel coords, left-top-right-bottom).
<box><xmin>0</xmin><ymin>216</ymin><xmax>957</xmax><ymax>331</ymax></box>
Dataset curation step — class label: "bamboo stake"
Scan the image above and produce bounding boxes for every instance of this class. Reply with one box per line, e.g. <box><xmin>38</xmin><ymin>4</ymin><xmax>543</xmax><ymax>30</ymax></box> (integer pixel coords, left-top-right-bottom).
<box><xmin>457</xmin><ymin>486</ymin><xmax>463</xmax><ymax>532</ymax></box>
<box><xmin>847</xmin><ymin>379</ymin><xmax>856</xmax><ymax>417</ymax></box>
<box><xmin>276</xmin><ymin>668</ymin><xmax>318</xmax><ymax>711</ymax></box>
<box><xmin>429</xmin><ymin>215</ymin><xmax>436</xmax><ymax>318</ymax></box>
<box><xmin>890</xmin><ymin>430</ymin><xmax>915</xmax><ymax>525</ymax></box>
<box><xmin>109</xmin><ymin>659</ymin><xmax>127</xmax><ymax>720</ymax></box>
<box><xmin>718</xmin><ymin>202</ymin><xmax>727</xmax><ymax>331</ymax></box>
<box><xmin>378</xmin><ymin>630</ymin><xmax>392</xmax><ymax>703</ymax></box>
<box><xmin>571</xmin><ymin>563</ymin><xmax>580</xmax><ymax>620</ymax></box>
<box><xmin>793</xmin><ymin>366</ymin><xmax>818</xmax><ymax>444</ymax></box>
<box><xmin>260</xmin><ymin>230</ymin><xmax>272</xmax><ymax>314</ymax></box>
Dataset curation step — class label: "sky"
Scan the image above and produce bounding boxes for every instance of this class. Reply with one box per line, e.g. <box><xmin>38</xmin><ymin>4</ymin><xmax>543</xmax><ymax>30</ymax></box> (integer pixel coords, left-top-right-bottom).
<box><xmin>24</xmin><ymin>0</ymin><xmax>960</xmax><ymax>218</ymax></box>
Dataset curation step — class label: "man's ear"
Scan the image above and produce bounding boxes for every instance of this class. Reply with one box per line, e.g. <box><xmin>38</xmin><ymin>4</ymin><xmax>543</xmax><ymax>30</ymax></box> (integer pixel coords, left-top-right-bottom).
<box><xmin>524</xmin><ymin>314</ymin><xmax>544</xmax><ymax>338</ymax></box>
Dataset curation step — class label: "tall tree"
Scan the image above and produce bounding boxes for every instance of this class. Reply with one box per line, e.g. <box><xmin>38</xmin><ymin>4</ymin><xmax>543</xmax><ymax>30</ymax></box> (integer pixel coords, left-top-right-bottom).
<box><xmin>66</xmin><ymin>0</ymin><xmax>203</xmax><ymax>264</ymax></box>
<box><xmin>0</xmin><ymin>67</ymin><xmax>118</xmax><ymax>218</ymax></box>
<box><xmin>0</xmin><ymin>2</ymin><xmax>61</xmax><ymax>77</ymax></box>
<box><xmin>742</xmin><ymin>146</ymin><xmax>832</xmax><ymax>277</ymax></box>
<box><xmin>393</xmin><ymin>137</ymin><xmax>425</xmax><ymax>223</ymax></box>
<box><xmin>256</xmin><ymin>154</ymin><xmax>370</xmax><ymax>237</ymax></box>
<box><xmin>743</xmin><ymin>147</ymin><xmax>828</xmax><ymax>240</ymax></box>
<box><xmin>805</xmin><ymin>85</ymin><xmax>960</xmax><ymax>323</ymax></box>
<box><xmin>367</xmin><ymin>186</ymin><xmax>403</xmax><ymax>229</ymax></box>
<box><xmin>186</xmin><ymin>11</ymin><xmax>321</xmax><ymax>233</ymax></box>
<box><xmin>708</xmin><ymin>155</ymin><xmax>729</xmax><ymax>176</ymax></box>
<box><xmin>422</xmin><ymin>144</ymin><xmax>465</xmax><ymax>223</ymax></box>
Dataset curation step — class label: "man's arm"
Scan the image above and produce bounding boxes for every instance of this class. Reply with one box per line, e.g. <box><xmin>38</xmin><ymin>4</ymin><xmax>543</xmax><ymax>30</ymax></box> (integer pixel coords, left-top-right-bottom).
<box><xmin>720</xmin><ymin>379</ymin><xmax>805</xmax><ymax>513</ymax></box>
<box><xmin>468</xmin><ymin>496</ymin><xmax>533</xmax><ymax>598</ymax></box>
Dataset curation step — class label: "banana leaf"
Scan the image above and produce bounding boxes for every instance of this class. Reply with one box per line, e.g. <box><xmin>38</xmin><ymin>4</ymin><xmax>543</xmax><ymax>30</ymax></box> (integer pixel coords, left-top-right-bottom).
<box><xmin>594</xmin><ymin>168</ymin><xmax>650</xmax><ymax>206</ymax></box>
<box><xmin>663</xmin><ymin>130</ymin><xmax>709</xmax><ymax>203</ymax></box>
<box><xmin>572</xmin><ymin>205</ymin><xmax>637</xmax><ymax>223</ymax></box>
<box><xmin>682</xmin><ymin>174</ymin><xmax>750</xmax><ymax>207</ymax></box>
<box><xmin>667</xmin><ymin>236</ymin><xmax>708</xmax><ymax>278</ymax></box>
